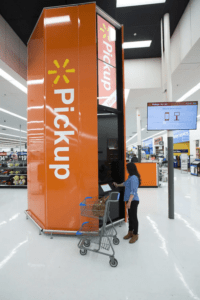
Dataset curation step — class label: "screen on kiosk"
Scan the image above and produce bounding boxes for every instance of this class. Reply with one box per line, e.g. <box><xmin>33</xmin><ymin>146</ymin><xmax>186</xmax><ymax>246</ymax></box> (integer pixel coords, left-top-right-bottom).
<box><xmin>97</xmin><ymin>15</ymin><xmax>117</xmax><ymax>109</ymax></box>
<box><xmin>147</xmin><ymin>102</ymin><xmax>198</xmax><ymax>130</ymax></box>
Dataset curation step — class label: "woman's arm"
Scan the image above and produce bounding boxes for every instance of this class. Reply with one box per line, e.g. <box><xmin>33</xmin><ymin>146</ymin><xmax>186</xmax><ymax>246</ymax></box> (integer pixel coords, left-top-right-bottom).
<box><xmin>126</xmin><ymin>194</ymin><xmax>134</xmax><ymax>209</ymax></box>
<box><xmin>113</xmin><ymin>182</ymin><xmax>124</xmax><ymax>188</ymax></box>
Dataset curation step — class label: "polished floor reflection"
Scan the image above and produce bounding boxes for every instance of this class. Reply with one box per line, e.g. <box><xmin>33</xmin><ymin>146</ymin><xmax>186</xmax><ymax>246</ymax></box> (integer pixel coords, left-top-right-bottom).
<box><xmin>0</xmin><ymin>169</ymin><xmax>200</xmax><ymax>300</ymax></box>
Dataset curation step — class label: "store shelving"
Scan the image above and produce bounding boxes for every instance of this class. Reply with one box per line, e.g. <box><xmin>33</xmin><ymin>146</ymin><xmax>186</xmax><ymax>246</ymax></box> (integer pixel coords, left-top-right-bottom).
<box><xmin>0</xmin><ymin>158</ymin><xmax>27</xmax><ymax>188</ymax></box>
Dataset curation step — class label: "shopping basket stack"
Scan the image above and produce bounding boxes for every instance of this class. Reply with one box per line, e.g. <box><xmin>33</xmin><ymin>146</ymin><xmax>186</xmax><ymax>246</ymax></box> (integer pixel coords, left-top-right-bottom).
<box><xmin>76</xmin><ymin>192</ymin><xmax>120</xmax><ymax>267</ymax></box>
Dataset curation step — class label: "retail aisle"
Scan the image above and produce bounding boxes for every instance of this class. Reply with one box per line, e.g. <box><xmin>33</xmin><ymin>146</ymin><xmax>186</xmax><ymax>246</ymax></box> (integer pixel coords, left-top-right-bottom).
<box><xmin>0</xmin><ymin>169</ymin><xmax>200</xmax><ymax>300</ymax></box>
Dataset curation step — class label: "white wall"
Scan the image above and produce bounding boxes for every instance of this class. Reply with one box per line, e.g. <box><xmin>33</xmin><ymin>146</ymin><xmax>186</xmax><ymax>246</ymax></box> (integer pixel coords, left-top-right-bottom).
<box><xmin>170</xmin><ymin>0</ymin><xmax>200</xmax><ymax>74</ymax></box>
<box><xmin>124</xmin><ymin>58</ymin><xmax>161</xmax><ymax>89</ymax></box>
<box><xmin>189</xmin><ymin>119</ymin><xmax>200</xmax><ymax>159</ymax></box>
<box><xmin>0</xmin><ymin>15</ymin><xmax>27</xmax><ymax>80</ymax></box>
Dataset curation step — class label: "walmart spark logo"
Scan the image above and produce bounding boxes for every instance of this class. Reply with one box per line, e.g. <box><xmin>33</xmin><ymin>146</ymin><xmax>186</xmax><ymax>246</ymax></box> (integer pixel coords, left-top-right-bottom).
<box><xmin>48</xmin><ymin>59</ymin><xmax>75</xmax><ymax>85</ymax></box>
<box><xmin>100</xmin><ymin>23</ymin><xmax>110</xmax><ymax>41</ymax></box>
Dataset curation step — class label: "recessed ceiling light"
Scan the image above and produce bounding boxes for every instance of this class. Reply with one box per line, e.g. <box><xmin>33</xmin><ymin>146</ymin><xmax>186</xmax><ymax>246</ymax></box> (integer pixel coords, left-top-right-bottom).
<box><xmin>134</xmin><ymin>33</ymin><xmax>137</xmax><ymax>36</ymax></box>
<box><xmin>117</xmin><ymin>0</ymin><xmax>166</xmax><ymax>8</ymax></box>
<box><xmin>123</xmin><ymin>40</ymin><xmax>152</xmax><ymax>49</ymax></box>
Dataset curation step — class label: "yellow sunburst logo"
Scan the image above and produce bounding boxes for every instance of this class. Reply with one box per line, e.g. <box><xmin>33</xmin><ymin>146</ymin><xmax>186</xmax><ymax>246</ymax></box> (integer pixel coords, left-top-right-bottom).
<box><xmin>100</xmin><ymin>23</ymin><xmax>110</xmax><ymax>41</ymax></box>
<box><xmin>48</xmin><ymin>59</ymin><xmax>75</xmax><ymax>85</ymax></box>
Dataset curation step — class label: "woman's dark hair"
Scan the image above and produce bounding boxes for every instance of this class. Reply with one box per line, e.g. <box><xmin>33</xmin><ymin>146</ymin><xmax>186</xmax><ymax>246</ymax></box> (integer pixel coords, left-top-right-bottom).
<box><xmin>126</xmin><ymin>162</ymin><xmax>141</xmax><ymax>186</ymax></box>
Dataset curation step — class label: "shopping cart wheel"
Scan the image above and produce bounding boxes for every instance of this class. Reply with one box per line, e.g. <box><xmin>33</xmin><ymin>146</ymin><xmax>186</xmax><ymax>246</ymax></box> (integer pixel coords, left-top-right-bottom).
<box><xmin>83</xmin><ymin>240</ymin><xmax>90</xmax><ymax>247</ymax></box>
<box><xmin>80</xmin><ymin>249</ymin><xmax>87</xmax><ymax>256</ymax></box>
<box><xmin>109</xmin><ymin>258</ymin><xmax>118</xmax><ymax>268</ymax></box>
<box><xmin>113</xmin><ymin>237</ymin><xmax>120</xmax><ymax>245</ymax></box>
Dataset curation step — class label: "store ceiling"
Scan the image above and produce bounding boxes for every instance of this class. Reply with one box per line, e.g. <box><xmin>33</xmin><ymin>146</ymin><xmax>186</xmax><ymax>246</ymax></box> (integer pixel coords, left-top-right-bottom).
<box><xmin>0</xmin><ymin>0</ymin><xmax>190</xmax><ymax>59</ymax></box>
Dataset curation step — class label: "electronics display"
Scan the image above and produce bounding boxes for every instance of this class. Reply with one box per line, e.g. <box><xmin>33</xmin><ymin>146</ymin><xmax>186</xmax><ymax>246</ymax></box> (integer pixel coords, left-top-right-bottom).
<box><xmin>97</xmin><ymin>15</ymin><xmax>117</xmax><ymax>109</ymax></box>
<box><xmin>147</xmin><ymin>102</ymin><xmax>198</xmax><ymax>130</ymax></box>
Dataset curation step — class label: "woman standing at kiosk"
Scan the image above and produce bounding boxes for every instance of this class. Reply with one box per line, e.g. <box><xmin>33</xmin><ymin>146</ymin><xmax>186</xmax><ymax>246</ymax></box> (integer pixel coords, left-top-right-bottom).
<box><xmin>113</xmin><ymin>163</ymin><xmax>141</xmax><ymax>244</ymax></box>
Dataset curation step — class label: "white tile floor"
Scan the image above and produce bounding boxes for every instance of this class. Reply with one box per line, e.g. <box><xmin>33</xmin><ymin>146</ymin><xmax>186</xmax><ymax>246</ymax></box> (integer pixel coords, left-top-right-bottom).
<box><xmin>0</xmin><ymin>169</ymin><xmax>200</xmax><ymax>300</ymax></box>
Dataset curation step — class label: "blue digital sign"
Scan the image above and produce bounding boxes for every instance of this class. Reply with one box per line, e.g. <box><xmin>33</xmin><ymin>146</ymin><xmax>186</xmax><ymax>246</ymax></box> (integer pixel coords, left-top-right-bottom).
<box><xmin>147</xmin><ymin>102</ymin><xmax>198</xmax><ymax>130</ymax></box>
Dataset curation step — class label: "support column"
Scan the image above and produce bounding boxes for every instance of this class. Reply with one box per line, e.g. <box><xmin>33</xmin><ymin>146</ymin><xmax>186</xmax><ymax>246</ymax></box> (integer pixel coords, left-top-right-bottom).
<box><xmin>163</xmin><ymin>13</ymin><xmax>174</xmax><ymax>219</ymax></box>
<box><xmin>20</xmin><ymin>124</ymin><xmax>21</xmax><ymax>153</ymax></box>
<box><xmin>136</xmin><ymin>108</ymin><xmax>142</xmax><ymax>163</ymax></box>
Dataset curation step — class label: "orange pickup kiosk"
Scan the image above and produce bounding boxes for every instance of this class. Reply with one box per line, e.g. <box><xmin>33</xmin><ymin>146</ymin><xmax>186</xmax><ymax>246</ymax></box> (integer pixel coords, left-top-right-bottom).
<box><xmin>26</xmin><ymin>3</ymin><xmax>126</xmax><ymax>235</ymax></box>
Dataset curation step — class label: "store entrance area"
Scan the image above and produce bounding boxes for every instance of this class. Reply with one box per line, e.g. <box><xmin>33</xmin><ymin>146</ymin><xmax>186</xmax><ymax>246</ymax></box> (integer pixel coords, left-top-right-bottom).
<box><xmin>0</xmin><ymin>169</ymin><xmax>200</xmax><ymax>300</ymax></box>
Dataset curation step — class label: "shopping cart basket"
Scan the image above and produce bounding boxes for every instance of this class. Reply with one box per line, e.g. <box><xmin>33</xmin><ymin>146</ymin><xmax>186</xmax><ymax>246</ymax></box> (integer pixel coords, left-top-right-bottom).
<box><xmin>77</xmin><ymin>192</ymin><xmax>120</xmax><ymax>267</ymax></box>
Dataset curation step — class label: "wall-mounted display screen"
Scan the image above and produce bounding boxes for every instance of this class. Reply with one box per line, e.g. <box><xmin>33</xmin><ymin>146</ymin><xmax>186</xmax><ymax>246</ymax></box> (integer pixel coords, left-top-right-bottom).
<box><xmin>147</xmin><ymin>102</ymin><xmax>198</xmax><ymax>130</ymax></box>
<box><xmin>97</xmin><ymin>15</ymin><xmax>117</xmax><ymax>109</ymax></box>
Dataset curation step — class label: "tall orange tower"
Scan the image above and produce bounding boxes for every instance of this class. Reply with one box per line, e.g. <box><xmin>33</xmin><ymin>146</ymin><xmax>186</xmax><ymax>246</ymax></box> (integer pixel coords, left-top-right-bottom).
<box><xmin>27</xmin><ymin>3</ymin><xmax>125</xmax><ymax>235</ymax></box>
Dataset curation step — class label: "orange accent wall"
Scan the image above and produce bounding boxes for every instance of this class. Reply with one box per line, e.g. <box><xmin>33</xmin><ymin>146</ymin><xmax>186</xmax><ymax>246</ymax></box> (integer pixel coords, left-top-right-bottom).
<box><xmin>125</xmin><ymin>163</ymin><xmax>158</xmax><ymax>187</ymax></box>
<box><xmin>27</xmin><ymin>4</ymin><xmax>98</xmax><ymax>231</ymax></box>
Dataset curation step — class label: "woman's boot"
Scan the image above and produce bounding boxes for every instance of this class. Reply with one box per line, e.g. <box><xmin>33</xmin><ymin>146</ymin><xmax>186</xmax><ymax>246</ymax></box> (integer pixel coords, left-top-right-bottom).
<box><xmin>129</xmin><ymin>234</ymin><xmax>139</xmax><ymax>244</ymax></box>
<box><xmin>123</xmin><ymin>231</ymin><xmax>133</xmax><ymax>240</ymax></box>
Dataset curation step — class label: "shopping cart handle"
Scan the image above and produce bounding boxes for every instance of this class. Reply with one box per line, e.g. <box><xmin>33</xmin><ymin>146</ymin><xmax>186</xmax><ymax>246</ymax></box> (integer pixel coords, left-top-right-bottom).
<box><xmin>82</xmin><ymin>221</ymin><xmax>89</xmax><ymax>225</ymax></box>
<box><xmin>80</xmin><ymin>197</ymin><xmax>92</xmax><ymax>206</ymax></box>
<box><xmin>76</xmin><ymin>231</ymin><xmax>82</xmax><ymax>236</ymax></box>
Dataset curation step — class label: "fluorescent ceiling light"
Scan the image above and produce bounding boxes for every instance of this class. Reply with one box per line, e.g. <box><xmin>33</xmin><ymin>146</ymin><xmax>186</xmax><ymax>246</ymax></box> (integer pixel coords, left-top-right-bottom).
<box><xmin>123</xmin><ymin>41</ymin><xmax>152</xmax><ymax>49</ymax></box>
<box><xmin>0</xmin><ymin>125</ymin><xmax>27</xmax><ymax>133</ymax></box>
<box><xmin>27</xmin><ymin>79</ymin><xmax>44</xmax><ymax>85</ymax></box>
<box><xmin>126</xmin><ymin>133</ymin><xmax>137</xmax><ymax>143</ymax></box>
<box><xmin>0</xmin><ymin>108</ymin><xmax>27</xmax><ymax>121</ymax></box>
<box><xmin>143</xmin><ymin>131</ymin><xmax>165</xmax><ymax>141</ymax></box>
<box><xmin>44</xmin><ymin>16</ymin><xmax>70</xmax><ymax>26</ymax></box>
<box><xmin>0</xmin><ymin>133</ymin><xmax>27</xmax><ymax>139</ymax></box>
<box><xmin>176</xmin><ymin>83</ymin><xmax>200</xmax><ymax>102</ymax></box>
<box><xmin>0</xmin><ymin>69</ymin><xmax>27</xmax><ymax>94</ymax></box>
<box><xmin>117</xmin><ymin>0</ymin><xmax>166</xmax><ymax>7</ymax></box>
<box><xmin>0</xmin><ymin>136</ymin><xmax>26</xmax><ymax>143</ymax></box>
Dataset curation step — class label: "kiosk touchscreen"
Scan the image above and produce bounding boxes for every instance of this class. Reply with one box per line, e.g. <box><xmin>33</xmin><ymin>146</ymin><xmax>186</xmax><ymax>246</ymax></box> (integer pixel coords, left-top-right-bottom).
<box><xmin>147</xmin><ymin>102</ymin><xmax>198</xmax><ymax>130</ymax></box>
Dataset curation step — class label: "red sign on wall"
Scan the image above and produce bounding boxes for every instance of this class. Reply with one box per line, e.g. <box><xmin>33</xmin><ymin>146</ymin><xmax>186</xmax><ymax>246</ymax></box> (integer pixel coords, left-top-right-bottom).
<box><xmin>97</xmin><ymin>15</ymin><xmax>116</xmax><ymax>67</ymax></box>
<box><xmin>98</xmin><ymin>60</ymin><xmax>117</xmax><ymax>109</ymax></box>
<box><xmin>0</xmin><ymin>152</ymin><xmax>7</xmax><ymax>156</ymax></box>
<box><xmin>97</xmin><ymin>15</ymin><xmax>117</xmax><ymax>109</ymax></box>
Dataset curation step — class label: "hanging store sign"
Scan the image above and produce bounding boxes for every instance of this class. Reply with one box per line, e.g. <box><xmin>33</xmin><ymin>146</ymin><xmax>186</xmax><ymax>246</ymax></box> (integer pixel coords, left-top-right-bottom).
<box><xmin>173</xmin><ymin>130</ymin><xmax>189</xmax><ymax>144</ymax></box>
<box><xmin>154</xmin><ymin>136</ymin><xmax>163</xmax><ymax>145</ymax></box>
<box><xmin>18</xmin><ymin>155</ymin><xmax>27</xmax><ymax>161</ymax></box>
<box><xmin>143</xmin><ymin>138</ymin><xmax>153</xmax><ymax>148</ymax></box>
<box><xmin>97</xmin><ymin>15</ymin><xmax>117</xmax><ymax>109</ymax></box>
<box><xmin>0</xmin><ymin>152</ymin><xmax>7</xmax><ymax>156</ymax></box>
<box><xmin>173</xmin><ymin>149</ymin><xmax>188</xmax><ymax>153</ymax></box>
<box><xmin>0</xmin><ymin>155</ymin><xmax>9</xmax><ymax>161</ymax></box>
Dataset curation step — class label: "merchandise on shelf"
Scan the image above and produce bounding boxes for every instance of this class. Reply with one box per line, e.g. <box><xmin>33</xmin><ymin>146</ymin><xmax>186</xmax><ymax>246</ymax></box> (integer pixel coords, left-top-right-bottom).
<box><xmin>0</xmin><ymin>158</ymin><xmax>27</xmax><ymax>187</ymax></box>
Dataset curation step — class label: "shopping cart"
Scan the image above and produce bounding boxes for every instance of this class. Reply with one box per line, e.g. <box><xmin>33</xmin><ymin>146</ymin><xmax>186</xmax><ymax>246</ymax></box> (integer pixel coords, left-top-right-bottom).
<box><xmin>76</xmin><ymin>192</ymin><xmax>120</xmax><ymax>267</ymax></box>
